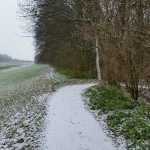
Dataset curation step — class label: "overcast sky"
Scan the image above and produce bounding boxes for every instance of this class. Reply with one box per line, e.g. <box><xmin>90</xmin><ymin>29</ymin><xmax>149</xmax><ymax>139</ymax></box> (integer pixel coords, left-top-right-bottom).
<box><xmin>0</xmin><ymin>0</ymin><xmax>34</xmax><ymax>61</ymax></box>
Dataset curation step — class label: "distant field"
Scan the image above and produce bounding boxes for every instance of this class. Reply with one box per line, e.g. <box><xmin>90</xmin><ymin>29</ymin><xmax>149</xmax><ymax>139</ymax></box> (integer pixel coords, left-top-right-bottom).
<box><xmin>0</xmin><ymin>61</ymin><xmax>30</xmax><ymax>70</ymax></box>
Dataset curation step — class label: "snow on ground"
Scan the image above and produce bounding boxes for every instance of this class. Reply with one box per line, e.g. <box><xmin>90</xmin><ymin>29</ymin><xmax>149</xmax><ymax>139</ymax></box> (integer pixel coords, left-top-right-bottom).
<box><xmin>0</xmin><ymin>93</ymin><xmax>50</xmax><ymax>150</ymax></box>
<box><xmin>40</xmin><ymin>84</ymin><xmax>116</xmax><ymax>150</ymax></box>
<box><xmin>0</xmin><ymin>65</ymin><xmax>65</xmax><ymax>150</ymax></box>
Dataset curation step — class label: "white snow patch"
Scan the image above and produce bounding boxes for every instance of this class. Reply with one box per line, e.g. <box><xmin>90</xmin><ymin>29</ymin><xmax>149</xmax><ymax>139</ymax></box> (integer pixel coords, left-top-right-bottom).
<box><xmin>40</xmin><ymin>84</ymin><xmax>116</xmax><ymax>150</ymax></box>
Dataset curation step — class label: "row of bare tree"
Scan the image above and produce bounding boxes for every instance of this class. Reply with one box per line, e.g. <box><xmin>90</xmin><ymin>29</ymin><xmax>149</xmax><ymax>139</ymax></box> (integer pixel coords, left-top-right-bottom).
<box><xmin>19</xmin><ymin>0</ymin><xmax>150</xmax><ymax>100</ymax></box>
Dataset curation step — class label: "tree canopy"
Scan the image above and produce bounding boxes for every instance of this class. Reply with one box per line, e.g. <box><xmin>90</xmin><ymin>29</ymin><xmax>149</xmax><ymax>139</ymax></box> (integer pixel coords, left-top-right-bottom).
<box><xmin>19</xmin><ymin>0</ymin><xmax>150</xmax><ymax>100</ymax></box>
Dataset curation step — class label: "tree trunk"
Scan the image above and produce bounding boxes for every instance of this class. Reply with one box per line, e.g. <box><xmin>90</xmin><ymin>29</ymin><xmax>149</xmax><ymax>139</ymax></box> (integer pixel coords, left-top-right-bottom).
<box><xmin>130</xmin><ymin>86</ymin><xmax>139</xmax><ymax>100</ymax></box>
<box><xmin>95</xmin><ymin>37</ymin><xmax>101</xmax><ymax>81</ymax></box>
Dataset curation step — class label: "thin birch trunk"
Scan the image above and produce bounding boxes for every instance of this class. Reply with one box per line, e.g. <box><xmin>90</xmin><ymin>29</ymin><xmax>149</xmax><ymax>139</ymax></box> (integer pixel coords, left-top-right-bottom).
<box><xmin>95</xmin><ymin>37</ymin><xmax>101</xmax><ymax>81</ymax></box>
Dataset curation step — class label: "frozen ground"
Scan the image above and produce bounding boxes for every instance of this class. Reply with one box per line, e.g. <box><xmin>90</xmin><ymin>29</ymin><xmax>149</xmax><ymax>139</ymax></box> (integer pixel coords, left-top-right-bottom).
<box><xmin>0</xmin><ymin>65</ymin><xmax>65</xmax><ymax>149</ymax></box>
<box><xmin>40</xmin><ymin>84</ymin><xmax>116</xmax><ymax>150</ymax></box>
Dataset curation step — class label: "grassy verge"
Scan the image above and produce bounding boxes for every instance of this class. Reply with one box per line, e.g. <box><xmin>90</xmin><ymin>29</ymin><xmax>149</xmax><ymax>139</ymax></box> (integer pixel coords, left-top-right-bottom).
<box><xmin>0</xmin><ymin>64</ymin><xmax>66</xmax><ymax>149</ymax></box>
<box><xmin>54</xmin><ymin>67</ymin><xmax>93</xmax><ymax>79</ymax></box>
<box><xmin>85</xmin><ymin>84</ymin><xmax>150</xmax><ymax>150</ymax></box>
<box><xmin>0</xmin><ymin>64</ymin><xmax>50</xmax><ymax>112</ymax></box>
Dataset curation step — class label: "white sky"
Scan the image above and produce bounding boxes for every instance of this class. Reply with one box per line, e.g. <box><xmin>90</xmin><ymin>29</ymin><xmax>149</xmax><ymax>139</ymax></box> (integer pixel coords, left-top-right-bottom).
<box><xmin>0</xmin><ymin>0</ymin><xmax>34</xmax><ymax>61</ymax></box>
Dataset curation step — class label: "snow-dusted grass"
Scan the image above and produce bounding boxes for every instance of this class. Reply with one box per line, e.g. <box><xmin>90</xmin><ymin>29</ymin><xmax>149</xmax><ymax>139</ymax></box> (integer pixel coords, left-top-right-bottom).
<box><xmin>0</xmin><ymin>65</ymin><xmax>49</xmax><ymax>112</ymax></box>
<box><xmin>0</xmin><ymin>64</ymin><xmax>66</xmax><ymax>149</ymax></box>
<box><xmin>85</xmin><ymin>84</ymin><xmax>150</xmax><ymax>150</ymax></box>
<box><xmin>107</xmin><ymin>106</ymin><xmax>150</xmax><ymax>149</ymax></box>
<box><xmin>0</xmin><ymin>62</ymin><xmax>21</xmax><ymax>70</ymax></box>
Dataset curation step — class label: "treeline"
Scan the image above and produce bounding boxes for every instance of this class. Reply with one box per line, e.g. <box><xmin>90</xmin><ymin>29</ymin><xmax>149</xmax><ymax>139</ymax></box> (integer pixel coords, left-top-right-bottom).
<box><xmin>0</xmin><ymin>54</ymin><xmax>13</xmax><ymax>62</ymax></box>
<box><xmin>0</xmin><ymin>53</ymin><xmax>32</xmax><ymax>63</ymax></box>
<box><xmin>19</xmin><ymin>0</ymin><xmax>150</xmax><ymax>100</ymax></box>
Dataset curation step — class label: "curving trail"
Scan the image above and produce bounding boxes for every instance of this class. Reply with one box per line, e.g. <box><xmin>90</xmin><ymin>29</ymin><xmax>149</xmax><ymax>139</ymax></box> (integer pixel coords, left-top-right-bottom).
<box><xmin>41</xmin><ymin>84</ymin><xmax>116</xmax><ymax>150</ymax></box>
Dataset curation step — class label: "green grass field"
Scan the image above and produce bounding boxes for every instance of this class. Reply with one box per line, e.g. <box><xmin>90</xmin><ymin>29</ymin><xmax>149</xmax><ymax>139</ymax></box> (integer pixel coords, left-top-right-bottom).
<box><xmin>54</xmin><ymin>67</ymin><xmax>94</xmax><ymax>79</ymax></box>
<box><xmin>0</xmin><ymin>64</ymin><xmax>50</xmax><ymax>114</ymax></box>
<box><xmin>0</xmin><ymin>63</ymin><xmax>66</xmax><ymax>111</ymax></box>
<box><xmin>0</xmin><ymin>62</ymin><xmax>21</xmax><ymax>70</ymax></box>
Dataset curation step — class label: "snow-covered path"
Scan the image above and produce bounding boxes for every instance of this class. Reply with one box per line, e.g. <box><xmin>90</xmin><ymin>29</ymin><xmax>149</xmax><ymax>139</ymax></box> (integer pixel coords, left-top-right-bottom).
<box><xmin>41</xmin><ymin>84</ymin><xmax>116</xmax><ymax>150</ymax></box>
